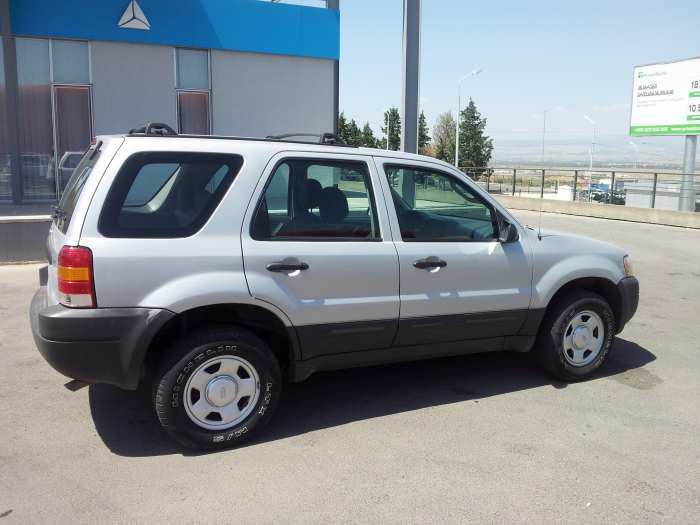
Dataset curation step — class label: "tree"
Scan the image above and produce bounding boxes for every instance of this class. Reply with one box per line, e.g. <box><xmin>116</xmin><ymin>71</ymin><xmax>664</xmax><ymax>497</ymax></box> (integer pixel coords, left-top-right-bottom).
<box><xmin>418</xmin><ymin>111</ymin><xmax>431</xmax><ymax>155</ymax></box>
<box><xmin>432</xmin><ymin>112</ymin><xmax>456</xmax><ymax>164</ymax></box>
<box><xmin>346</xmin><ymin>119</ymin><xmax>362</xmax><ymax>146</ymax></box>
<box><xmin>458</xmin><ymin>98</ymin><xmax>493</xmax><ymax>175</ymax></box>
<box><xmin>337</xmin><ymin>112</ymin><xmax>349</xmax><ymax>144</ymax></box>
<box><xmin>381</xmin><ymin>107</ymin><xmax>401</xmax><ymax>151</ymax></box>
<box><xmin>360</xmin><ymin>122</ymin><xmax>377</xmax><ymax>148</ymax></box>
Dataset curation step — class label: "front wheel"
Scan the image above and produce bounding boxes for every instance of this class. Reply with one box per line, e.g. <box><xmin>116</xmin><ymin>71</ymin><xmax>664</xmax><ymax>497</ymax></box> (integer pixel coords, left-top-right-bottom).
<box><xmin>153</xmin><ymin>327</ymin><xmax>282</xmax><ymax>451</ymax></box>
<box><xmin>534</xmin><ymin>290</ymin><xmax>616</xmax><ymax>381</ymax></box>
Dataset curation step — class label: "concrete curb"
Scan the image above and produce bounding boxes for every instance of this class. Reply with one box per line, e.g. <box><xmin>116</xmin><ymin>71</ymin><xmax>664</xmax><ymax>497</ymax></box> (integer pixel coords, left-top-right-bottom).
<box><xmin>495</xmin><ymin>195</ymin><xmax>700</xmax><ymax>229</ymax></box>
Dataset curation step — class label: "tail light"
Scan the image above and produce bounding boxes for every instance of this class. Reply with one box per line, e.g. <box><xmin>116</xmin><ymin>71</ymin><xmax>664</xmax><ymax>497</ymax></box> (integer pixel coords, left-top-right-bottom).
<box><xmin>57</xmin><ymin>246</ymin><xmax>96</xmax><ymax>308</ymax></box>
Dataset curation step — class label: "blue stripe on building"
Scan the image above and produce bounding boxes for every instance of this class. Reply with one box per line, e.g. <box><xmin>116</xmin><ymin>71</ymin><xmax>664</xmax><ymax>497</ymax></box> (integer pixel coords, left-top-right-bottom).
<box><xmin>10</xmin><ymin>0</ymin><xmax>339</xmax><ymax>60</ymax></box>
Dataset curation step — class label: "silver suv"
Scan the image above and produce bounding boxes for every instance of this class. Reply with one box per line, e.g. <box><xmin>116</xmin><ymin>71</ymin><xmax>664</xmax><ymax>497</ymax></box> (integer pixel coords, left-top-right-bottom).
<box><xmin>30</xmin><ymin>124</ymin><xmax>639</xmax><ymax>450</ymax></box>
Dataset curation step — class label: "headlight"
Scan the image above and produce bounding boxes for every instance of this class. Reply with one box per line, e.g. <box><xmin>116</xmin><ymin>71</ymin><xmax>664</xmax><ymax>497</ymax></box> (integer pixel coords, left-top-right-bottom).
<box><xmin>623</xmin><ymin>255</ymin><xmax>634</xmax><ymax>277</ymax></box>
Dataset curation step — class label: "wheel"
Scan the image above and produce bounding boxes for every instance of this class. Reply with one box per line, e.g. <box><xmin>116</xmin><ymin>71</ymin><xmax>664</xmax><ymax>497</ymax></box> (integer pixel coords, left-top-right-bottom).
<box><xmin>153</xmin><ymin>326</ymin><xmax>282</xmax><ymax>450</ymax></box>
<box><xmin>534</xmin><ymin>290</ymin><xmax>616</xmax><ymax>382</ymax></box>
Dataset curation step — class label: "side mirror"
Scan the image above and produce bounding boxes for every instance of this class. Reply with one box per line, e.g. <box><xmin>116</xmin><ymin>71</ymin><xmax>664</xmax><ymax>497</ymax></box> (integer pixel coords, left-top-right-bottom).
<box><xmin>498</xmin><ymin>216</ymin><xmax>519</xmax><ymax>243</ymax></box>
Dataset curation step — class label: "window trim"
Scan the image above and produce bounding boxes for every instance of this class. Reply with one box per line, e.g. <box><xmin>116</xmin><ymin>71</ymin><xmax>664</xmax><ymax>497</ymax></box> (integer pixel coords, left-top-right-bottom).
<box><xmin>250</xmin><ymin>157</ymin><xmax>383</xmax><ymax>243</ymax></box>
<box><xmin>383</xmin><ymin>163</ymin><xmax>500</xmax><ymax>243</ymax></box>
<box><xmin>98</xmin><ymin>151</ymin><xmax>242</xmax><ymax>239</ymax></box>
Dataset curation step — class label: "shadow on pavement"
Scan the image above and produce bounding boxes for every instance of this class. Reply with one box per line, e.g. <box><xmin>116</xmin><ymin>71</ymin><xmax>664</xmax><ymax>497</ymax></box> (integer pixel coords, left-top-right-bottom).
<box><xmin>89</xmin><ymin>337</ymin><xmax>655</xmax><ymax>457</ymax></box>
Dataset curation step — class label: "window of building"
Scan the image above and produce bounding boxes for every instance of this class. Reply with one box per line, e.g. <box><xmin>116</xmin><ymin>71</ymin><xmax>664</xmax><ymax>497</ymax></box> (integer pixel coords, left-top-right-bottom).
<box><xmin>252</xmin><ymin>159</ymin><xmax>380</xmax><ymax>241</ymax></box>
<box><xmin>175</xmin><ymin>48</ymin><xmax>210</xmax><ymax>134</ymax></box>
<box><xmin>384</xmin><ymin>165</ymin><xmax>497</xmax><ymax>242</ymax></box>
<box><xmin>0</xmin><ymin>38</ymin><xmax>10</xmax><ymax>202</ymax></box>
<box><xmin>51</xmin><ymin>39</ymin><xmax>90</xmax><ymax>84</ymax></box>
<box><xmin>15</xmin><ymin>38</ymin><xmax>92</xmax><ymax>202</ymax></box>
<box><xmin>99</xmin><ymin>152</ymin><xmax>242</xmax><ymax>238</ymax></box>
<box><xmin>16</xmin><ymin>38</ymin><xmax>54</xmax><ymax>201</ymax></box>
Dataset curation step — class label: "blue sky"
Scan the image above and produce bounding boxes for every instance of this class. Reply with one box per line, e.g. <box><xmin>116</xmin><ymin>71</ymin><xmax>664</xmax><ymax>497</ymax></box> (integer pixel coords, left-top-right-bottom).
<box><xmin>337</xmin><ymin>0</ymin><xmax>699</xmax><ymax>151</ymax></box>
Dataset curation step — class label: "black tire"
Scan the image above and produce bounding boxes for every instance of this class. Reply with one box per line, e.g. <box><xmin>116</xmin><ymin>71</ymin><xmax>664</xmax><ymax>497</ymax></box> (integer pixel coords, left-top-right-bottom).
<box><xmin>534</xmin><ymin>289</ymin><xmax>616</xmax><ymax>382</ymax></box>
<box><xmin>153</xmin><ymin>326</ymin><xmax>282</xmax><ymax>451</ymax></box>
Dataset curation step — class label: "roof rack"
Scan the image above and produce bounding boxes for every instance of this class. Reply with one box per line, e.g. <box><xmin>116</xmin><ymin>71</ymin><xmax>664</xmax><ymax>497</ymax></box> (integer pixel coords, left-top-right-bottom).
<box><xmin>266</xmin><ymin>132</ymin><xmax>344</xmax><ymax>145</ymax></box>
<box><xmin>128</xmin><ymin>122</ymin><xmax>178</xmax><ymax>136</ymax></box>
<box><xmin>125</xmin><ymin>125</ymin><xmax>356</xmax><ymax>148</ymax></box>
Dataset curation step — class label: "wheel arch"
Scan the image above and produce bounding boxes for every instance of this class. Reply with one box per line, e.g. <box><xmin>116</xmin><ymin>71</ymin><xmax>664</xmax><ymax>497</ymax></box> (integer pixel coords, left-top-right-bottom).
<box><xmin>545</xmin><ymin>277</ymin><xmax>622</xmax><ymax>329</ymax></box>
<box><xmin>143</xmin><ymin>303</ymin><xmax>300</xmax><ymax>383</ymax></box>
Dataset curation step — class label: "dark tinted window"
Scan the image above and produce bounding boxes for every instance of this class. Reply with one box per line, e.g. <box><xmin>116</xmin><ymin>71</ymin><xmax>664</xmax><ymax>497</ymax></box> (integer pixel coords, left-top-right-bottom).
<box><xmin>385</xmin><ymin>165</ymin><xmax>497</xmax><ymax>241</ymax></box>
<box><xmin>99</xmin><ymin>152</ymin><xmax>242</xmax><ymax>238</ymax></box>
<box><xmin>54</xmin><ymin>146</ymin><xmax>98</xmax><ymax>234</ymax></box>
<box><xmin>252</xmin><ymin>159</ymin><xmax>380</xmax><ymax>240</ymax></box>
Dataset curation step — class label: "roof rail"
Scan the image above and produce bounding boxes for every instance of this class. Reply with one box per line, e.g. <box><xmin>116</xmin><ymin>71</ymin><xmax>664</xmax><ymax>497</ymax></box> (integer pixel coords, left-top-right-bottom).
<box><xmin>266</xmin><ymin>132</ymin><xmax>345</xmax><ymax>145</ymax></box>
<box><xmin>128</xmin><ymin>122</ymin><xmax>178</xmax><ymax>136</ymax></box>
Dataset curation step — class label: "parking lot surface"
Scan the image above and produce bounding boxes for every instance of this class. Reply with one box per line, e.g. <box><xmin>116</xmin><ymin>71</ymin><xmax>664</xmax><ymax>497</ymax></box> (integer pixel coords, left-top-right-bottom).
<box><xmin>1</xmin><ymin>211</ymin><xmax>698</xmax><ymax>524</ymax></box>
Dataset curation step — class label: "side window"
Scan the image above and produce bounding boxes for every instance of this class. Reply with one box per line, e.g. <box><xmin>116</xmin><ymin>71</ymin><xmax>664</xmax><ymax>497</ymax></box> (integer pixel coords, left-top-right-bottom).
<box><xmin>252</xmin><ymin>159</ymin><xmax>380</xmax><ymax>240</ymax></box>
<box><xmin>385</xmin><ymin>165</ymin><xmax>497</xmax><ymax>242</ymax></box>
<box><xmin>99</xmin><ymin>152</ymin><xmax>242</xmax><ymax>238</ymax></box>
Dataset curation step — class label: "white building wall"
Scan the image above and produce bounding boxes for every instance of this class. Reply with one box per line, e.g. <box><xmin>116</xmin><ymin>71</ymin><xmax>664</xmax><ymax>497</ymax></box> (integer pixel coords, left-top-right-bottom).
<box><xmin>90</xmin><ymin>41</ymin><xmax>177</xmax><ymax>135</ymax></box>
<box><xmin>211</xmin><ymin>50</ymin><xmax>334</xmax><ymax>137</ymax></box>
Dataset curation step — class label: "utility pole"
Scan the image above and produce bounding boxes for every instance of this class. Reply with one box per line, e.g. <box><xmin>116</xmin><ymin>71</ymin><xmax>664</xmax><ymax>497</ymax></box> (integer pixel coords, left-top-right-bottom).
<box><xmin>400</xmin><ymin>0</ymin><xmax>420</xmax><ymax>153</ymax></box>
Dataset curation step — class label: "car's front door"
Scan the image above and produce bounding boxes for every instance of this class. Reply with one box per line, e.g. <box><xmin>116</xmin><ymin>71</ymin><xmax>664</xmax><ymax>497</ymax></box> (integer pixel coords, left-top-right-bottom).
<box><xmin>241</xmin><ymin>152</ymin><xmax>400</xmax><ymax>360</ymax></box>
<box><xmin>374</xmin><ymin>158</ymin><xmax>532</xmax><ymax>347</ymax></box>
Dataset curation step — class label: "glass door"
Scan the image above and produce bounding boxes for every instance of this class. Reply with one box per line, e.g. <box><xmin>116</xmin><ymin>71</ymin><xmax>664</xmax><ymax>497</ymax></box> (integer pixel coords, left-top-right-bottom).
<box><xmin>52</xmin><ymin>85</ymin><xmax>92</xmax><ymax>196</ymax></box>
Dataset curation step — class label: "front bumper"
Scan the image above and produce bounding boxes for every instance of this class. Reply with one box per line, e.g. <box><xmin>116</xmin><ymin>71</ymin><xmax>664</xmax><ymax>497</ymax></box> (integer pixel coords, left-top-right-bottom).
<box><xmin>616</xmin><ymin>276</ymin><xmax>639</xmax><ymax>333</ymax></box>
<box><xmin>30</xmin><ymin>286</ymin><xmax>174</xmax><ymax>390</ymax></box>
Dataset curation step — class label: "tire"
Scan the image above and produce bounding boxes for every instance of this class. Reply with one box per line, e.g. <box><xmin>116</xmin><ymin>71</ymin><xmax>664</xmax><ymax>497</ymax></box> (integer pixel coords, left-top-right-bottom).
<box><xmin>153</xmin><ymin>326</ymin><xmax>282</xmax><ymax>451</ymax></box>
<box><xmin>534</xmin><ymin>290</ymin><xmax>616</xmax><ymax>382</ymax></box>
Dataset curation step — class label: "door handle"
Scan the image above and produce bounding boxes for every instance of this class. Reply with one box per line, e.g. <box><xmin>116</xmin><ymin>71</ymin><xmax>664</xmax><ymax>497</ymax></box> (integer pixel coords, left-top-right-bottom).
<box><xmin>266</xmin><ymin>262</ymin><xmax>309</xmax><ymax>272</ymax></box>
<box><xmin>413</xmin><ymin>257</ymin><xmax>447</xmax><ymax>270</ymax></box>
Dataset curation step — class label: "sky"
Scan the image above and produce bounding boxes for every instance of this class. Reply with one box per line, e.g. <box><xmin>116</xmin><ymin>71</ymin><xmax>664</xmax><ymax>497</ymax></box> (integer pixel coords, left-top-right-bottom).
<box><xmin>335</xmin><ymin>0</ymin><xmax>699</xmax><ymax>165</ymax></box>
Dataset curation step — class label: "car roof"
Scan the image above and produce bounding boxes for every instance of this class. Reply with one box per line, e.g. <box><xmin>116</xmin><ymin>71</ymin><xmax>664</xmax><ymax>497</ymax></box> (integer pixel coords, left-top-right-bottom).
<box><xmin>98</xmin><ymin>133</ymin><xmax>457</xmax><ymax>170</ymax></box>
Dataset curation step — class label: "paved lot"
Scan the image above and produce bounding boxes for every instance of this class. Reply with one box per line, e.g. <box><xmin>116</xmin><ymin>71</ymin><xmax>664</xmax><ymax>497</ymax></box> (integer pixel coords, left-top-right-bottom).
<box><xmin>1</xmin><ymin>211</ymin><xmax>699</xmax><ymax>524</ymax></box>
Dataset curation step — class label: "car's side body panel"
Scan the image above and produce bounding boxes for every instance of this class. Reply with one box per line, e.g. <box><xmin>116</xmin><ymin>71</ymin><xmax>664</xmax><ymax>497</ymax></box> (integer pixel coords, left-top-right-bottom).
<box><xmin>239</xmin><ymin>150</ymin><xmax>401</xmax><ymax>360</ymax></box>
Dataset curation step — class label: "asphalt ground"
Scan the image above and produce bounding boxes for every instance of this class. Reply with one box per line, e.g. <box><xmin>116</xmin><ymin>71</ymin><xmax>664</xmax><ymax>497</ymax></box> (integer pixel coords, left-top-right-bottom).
<box><xmin>0</xmin><ymin>210</ymin><xmax>698</xmax><ymax>524</ymax></box>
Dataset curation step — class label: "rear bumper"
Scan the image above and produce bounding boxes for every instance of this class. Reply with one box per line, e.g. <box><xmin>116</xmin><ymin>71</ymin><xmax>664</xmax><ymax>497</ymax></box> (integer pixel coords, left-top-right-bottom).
<box><xmin>30</xmin><ymin>286</ymin><xmax>174</xmax><ymax>390</ymax></box>
<box><xmin>616</xmin><ymin>276</ymin><xmax>639</xmax><ymax>333</ymax></box>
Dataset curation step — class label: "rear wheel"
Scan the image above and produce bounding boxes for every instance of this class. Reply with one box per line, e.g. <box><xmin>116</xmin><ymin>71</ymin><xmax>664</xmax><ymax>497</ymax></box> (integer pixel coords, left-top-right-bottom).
<box><xmin>153</xmin><ymin>326</ymin><xmax>281</xmax><ymax>450</ymax></box>
<box><xmin>535</xmin><ymin>290</ymin><xmax>615</xmax><ymax>381</ymax></box>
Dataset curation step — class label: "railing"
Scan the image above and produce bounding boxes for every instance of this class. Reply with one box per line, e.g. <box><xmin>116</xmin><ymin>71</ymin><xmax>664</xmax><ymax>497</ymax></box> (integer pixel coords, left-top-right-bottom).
<box><xmin>459</xmin><ymin>167</ymin><xmax>700</xmax><ymax>213</ymax></box>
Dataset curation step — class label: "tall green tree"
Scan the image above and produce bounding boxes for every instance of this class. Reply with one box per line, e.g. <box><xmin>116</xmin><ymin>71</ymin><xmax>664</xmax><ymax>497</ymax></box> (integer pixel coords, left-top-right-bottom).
<box><xmin>418</xmin><ymin>111</ymin><xmax>431</xmax><ymax>155</ymax></box>
<box><xmin>381</xmin><ymin>107</ymin><xmax>401</xmax><ymax>151</ymax></box>
<box><xmin>360</xmin><ymin>122</ymin><xmax>377</xmax><ymax>148</ymax></box>
<box><xmin>337</xmin><ymin>112</ymin><xmax>349</xmax><ymax>144</ymax></box>
<box><xmin>346</xmin><ymin>119</ymin><xmax>362</xmax><ymax>146</ymax></box>
<box><xmin>458</xmin><ymin>98</ymin><xmax>493</xmax><ymax>173</ymax></box>
<box><xmin>432</xmin><ymin>112</ymin><xmax>456</xmax><ymax>164</ymax></box>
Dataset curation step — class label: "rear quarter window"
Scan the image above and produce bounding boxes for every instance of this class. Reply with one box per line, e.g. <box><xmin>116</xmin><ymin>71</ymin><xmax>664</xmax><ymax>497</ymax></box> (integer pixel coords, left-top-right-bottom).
<box><xmin>54</xmin><ymin>146</ymin><xmax>100</xmax><ymax>234</ymax></box>
<box><xmin>98</xmin><ymin>152</ymin><xmax>243</xmax><ymax>238</ymax></box>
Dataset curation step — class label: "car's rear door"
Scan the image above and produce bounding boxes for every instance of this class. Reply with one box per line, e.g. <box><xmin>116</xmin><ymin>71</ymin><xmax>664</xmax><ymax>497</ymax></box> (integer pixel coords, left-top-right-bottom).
<box><xmin>241</xmin><ymin>151</ymin><xmax>400</xmax><ymax>360</ymax></box>
<box><xmin>374</xmin><ymin>157</ymin><xmax>533</xmax><ymax>347</ymax></box>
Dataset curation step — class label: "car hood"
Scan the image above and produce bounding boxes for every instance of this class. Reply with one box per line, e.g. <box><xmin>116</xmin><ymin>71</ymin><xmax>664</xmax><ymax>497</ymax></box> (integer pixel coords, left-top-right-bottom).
<box><xmin>522</xmin><ymin>225</ymin><xmax>627</xmax><ymax>259</ymax></box>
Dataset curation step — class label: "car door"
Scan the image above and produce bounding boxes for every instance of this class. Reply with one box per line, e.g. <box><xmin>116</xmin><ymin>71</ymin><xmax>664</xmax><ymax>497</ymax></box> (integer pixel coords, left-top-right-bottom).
<box><xmin>374</xmin><ymin>157</ymin><xmax>533</xmax><ymax>347</ymax></box>
<box><xmin>241</xmin><ymin>152</ymin><xmax>400</xmax><ymax>360</ymax></box>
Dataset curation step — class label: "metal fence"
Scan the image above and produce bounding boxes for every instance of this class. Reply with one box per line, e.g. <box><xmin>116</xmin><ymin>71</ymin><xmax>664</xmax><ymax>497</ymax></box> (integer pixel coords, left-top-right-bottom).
<box><xmin>461</xmin><ymin>167</ymin><xmax>700</xmax><ymax>213</ymax></box>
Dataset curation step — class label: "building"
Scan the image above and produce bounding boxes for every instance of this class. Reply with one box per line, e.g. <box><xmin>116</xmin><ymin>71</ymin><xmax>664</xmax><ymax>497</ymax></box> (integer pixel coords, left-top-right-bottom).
<box><xmin>0</xmin><ymin>0</ymin><xmax>339</xmax><ymax>210</ymax></box>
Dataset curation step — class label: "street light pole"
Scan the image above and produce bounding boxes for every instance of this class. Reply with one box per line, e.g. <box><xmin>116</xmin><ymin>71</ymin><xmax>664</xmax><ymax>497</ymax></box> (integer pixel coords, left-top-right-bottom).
<box><xmin>583</xmin><ymin>115</ymin><xmax>596</xmax><ymax>202</ymax></box>
<box><xmin>541</xmin><ymin>110</ymin><xmax>547</xmax><ymax>166</ymax></box>
<box><xmin>629</xmin><ymin>140</ymin><xmax>639</xmax><ymax>169</ymax></box>
<box><xmin>455</xmin><ymin>68</ymin><xmax>482</xmax><ymax>169</ymax></box>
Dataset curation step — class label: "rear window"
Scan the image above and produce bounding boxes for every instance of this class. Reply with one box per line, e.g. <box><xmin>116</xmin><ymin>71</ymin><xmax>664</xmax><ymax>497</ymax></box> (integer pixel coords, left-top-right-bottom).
<box><xmin>54</xmin><ymin>146</ymin><xmax>99</xmax><ymax>234</ymax></box>
<box><xmin>98</xmin><ymin>152</ymin><xmax>242</xmax><ymax>238</ymax></box>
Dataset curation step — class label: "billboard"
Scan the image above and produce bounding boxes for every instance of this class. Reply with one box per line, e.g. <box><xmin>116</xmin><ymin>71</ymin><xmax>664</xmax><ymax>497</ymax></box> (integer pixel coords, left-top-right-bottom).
<box><xmin>630</xmin><ymin>56</ymin><xmax>700</xmax><ymax>137</ymax></box>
